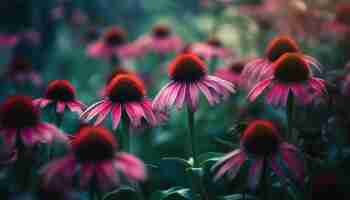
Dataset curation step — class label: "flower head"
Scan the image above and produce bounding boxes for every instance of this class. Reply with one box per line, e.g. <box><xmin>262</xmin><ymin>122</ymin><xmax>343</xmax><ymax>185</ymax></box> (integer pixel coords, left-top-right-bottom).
<box><xmin>247</xmin><ymin>53</ymin><xmax>326</xmax><ymax>106</ymax></box>
<box><xmin>241</xmin><ymin>35</ymin><xmax>318</xmax><ymax>90</ymax></box>
<box><xmin>5</xmin><ymin>56</ymin><xmax>42</xmax><ymax>86</ymax></box>
<box><xmin>81</xmin><ymin>74</ymin><xmax>157</xmax><ymax>129</ymax></box>
<box><xmin>34</xmin><ymin>80</ymin><xmax>85</xmax><ymax>114</ymax></box>
<box><xmin>153</xmin><ymin>53</ymin><xmax>235</xmax><ymax>112</ymax></box>
<box><xmin>215</xmin><ymin>59</ymin><xmax>248</xmax><ymax>85</ymax></box>
<box><xmin>41</xmin><ymin>126</ymin><xmax>146</xmax><ymax>191</ymax></box>
<box><xmin>103</xmin><ymin>26</ymin><xmax>127</xmax><ymax>47</ymax></box>
<box><xmin>324</xmin><ymin>4</ymin><xmax>350</xmax><ymax>36</ymax></box>
<box><xmin>212</xmin><ymin>119</ymin><xmax>304</xmax><ymax>190</ymax></box>
<box><xmin>0</xmin><ymin>96</ymin><xmax>67</xmax><ymax>146</ymax></box>
<box><xmin>189</xmin><ymin>37</ymin><xmax>233</xmax><ymax>61</ymax></box>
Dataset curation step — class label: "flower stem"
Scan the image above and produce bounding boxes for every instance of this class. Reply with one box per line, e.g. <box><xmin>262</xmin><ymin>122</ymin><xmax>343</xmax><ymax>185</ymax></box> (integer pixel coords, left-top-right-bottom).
<box><xmin>122</xmin><ymin>117</ymin><xmax>132</xmax><ymax>153</ymax></box>
<box><xmin>261</xmin><ymin>157</ymin><xmax>269</xmax><ymax>200</ymax></box>
<box><xmin>208</xmin><ymin>57</ymin><xmax>219</xmax><ymax>74</ymax></box>
<box><xmin>187</xmin><ymin>106</ymin><xmax>198</xmax><ymax>167</ymax></box>
<box><xmin>286</xmin><ymin>91</ymin><xmax>294</xmax><ymax>141</ymax></box>
<box><xmin>15</xmin><ymin>129</ymin><xmax>32</xmax><ymax>192</ymax></box>
<box><xmin>48</xmin><ymin>112</ymin><xmax>64</xmax><ymax>160</ymax></box>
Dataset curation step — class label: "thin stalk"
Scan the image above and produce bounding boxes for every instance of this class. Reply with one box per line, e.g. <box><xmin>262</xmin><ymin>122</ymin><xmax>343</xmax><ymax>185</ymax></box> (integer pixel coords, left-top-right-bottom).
<box><xmin>15</xmin><ymin>129</ymin><xmax>32</xmax><ymax>192</ymax></box>
<box><xmin>187</xmin><ymin>106</ymin><xmax>198</xmax><ymax>167</ymax></box>
<box><xmin>49</xmin><ymin>111</ymin><xmax>63</xmax><ymax>160</ymax></box>
<box><xmin>286</xmin><ymin>91</ymin><xmax>294</xmax><ymax>141</ymax></box>
<box><xmin>208</xmin><ymin>57</ymin><xmax>219</xmax><ymax>74</ymax></box>
<box><xmin>89</xmin><ymin>178</ymin><xmax>102</xmax><ymax>200</ymax></box>
<box><xmin>122</xmin><ymin>117</ymin><xmax>132</xmax><ymax>153</ymax></box>
<box><xmin>261</xmin><ymin>157</ymin><xmax>269</xmax><ymax>200</ymax></box>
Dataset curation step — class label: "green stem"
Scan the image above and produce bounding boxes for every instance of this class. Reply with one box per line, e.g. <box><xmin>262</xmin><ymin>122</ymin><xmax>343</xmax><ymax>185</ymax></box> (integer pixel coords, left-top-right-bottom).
<box><xmin>187</xmin><ymin>107</ymin><xmax>198</xmax><ymax>167</ymax></box>
<box><xmin>15</xmin><ymin>129</ymin><xmax>32</xmax><ymax>192</ymax></box>
<box><xmin>261</xmin><ymin>157</ymin><xmax>269</xmax><ymax>200</ymax></box>
<box><xmin>286</xmin><ymin>91</ymin><xmax>294</xmax><ymax>141</ymax></box>
<box><xmin>208</xmin><ymin>56</ymin><xmax>219</xmax><ymax>74</ymax></box>
<box><xmin>49</xmin><ymin>112</ymin><xmax>64</xmax><ymax>160</ymax></box>
<box><xmin>122</xmin><ymin>117</ymin><xmax>132</xmax><ymax>153</ymax></box>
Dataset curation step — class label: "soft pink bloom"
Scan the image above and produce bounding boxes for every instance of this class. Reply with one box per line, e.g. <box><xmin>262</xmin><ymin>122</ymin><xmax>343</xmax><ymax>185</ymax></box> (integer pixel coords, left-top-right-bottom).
<box><xmin>241</xmin><ymin>35</ymin><xmax>319</xmax><ymax>90</ymax></box>
<box><xmin>81</xmin><ymin>74</ymin><xmax>158</xmax><ymax>129</ymax></box>
<box><xmin>133</xmin><ymin>24</ymin><xmax>183</xmax><ymax>55</ymax></box>
<box><xmin>0</xmin><ymin>96</ymin><xmax>67</xmax><ymax>147</ymax></box>
<box><xmin>152</xmin><ymin>53</ymin><xmax>235</xmax><ymax>112</ymax></box>
<box><xmin>323</xmin><ymin>4</ymin><xmax>350</xmax><ymax>37</ymax></box>
<box><xmin>86</xmin><ymin>26</ymin><xmax>142</xmax><ymax>60</ymax></box>
<box><xmin>247</xmin><ymin>53</ymin><xmax>326</xmax><ymax>107</ymax></box>
<box><xmin>0</xmin><ymin>33</ymin><xmax>18</xmax><ymax>47</ymax></box>
<box><xmin>41</xmin><ymin>126</ymin><xmax>146</xmax><ymax>191</ymax></box>
<box><xmin>215</xmin><ymin>59</ymin><xmax>249</xmax><ymax>86</ymax></box>
<box><xmin>189</xmin><ymin>38</ymin><xmax>233</xmax><ymax>61</ymax></box>
<box><xmin>33</xmin><ymin>80</ymin><xmax>85</xmax><ymax>115</ymax></box>
<box><xmin>4</xmin><ymin>55</ymin><xmax>43</xmax><ymax>87</ymax></box>
<box><xmin>212</xmin><ymin>120</ymin><xmax>304</xmax><ymax>190</ymax></box>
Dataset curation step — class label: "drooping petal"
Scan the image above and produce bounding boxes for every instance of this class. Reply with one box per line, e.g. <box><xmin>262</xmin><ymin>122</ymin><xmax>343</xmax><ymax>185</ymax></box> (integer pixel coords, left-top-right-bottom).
<box><xmin>247</xmin><ymin>159</ymin><xmax>264</xmax><ymax>190</ymax></box>
<box><xmin>280</xmin><ymin>144</ymin><xmax>304</xmax><ymax>183</ymax></box>
<box><xmin>175</xmin><ymin>84</ymin><xmax>187</xmax><ymax>109</ymax></box>
<box><xmin>94</xmin><ymin>101</ymin><xmax>112</xmax><ymax>126</ymax></box>
<box><xmin>111</xmin><ymin>104</ymin><xmax>122</xmax><ymax>130</ymax></box>
<box><xmin>114</xmin><ymin>152</ymin><xmax>146</xmax><ymax>181</ymax></box>
<box><xmin>188</xmin><ymin>83</ymin><xmax>199</xmax><ymax>112</ymax></box>
<box><xmin>79</xmin><ymin>163</ymin><xmax>95</xmax><ymax>188</ymax></box>
<box><xmin>141</xmin><ymin>99</ymin><xmax>157</xmax><ymax>126</ymax></box>
<box><xmin>152</xmin><ymin>81</ymin><xmax>175</xmax><ymax>110</ymax></box>
<box><xmin>95</xmin><ymin>160</ymin><xmax>119</xmax><ymax>190</ymax></box>
<box><xmin>212</xmin><ymin>150</ymin><xmax>246</xmax><ymax>181</ymax></box>
<box><xmin>247</xmin><ymin>78</ymin><xmax>273</xmax><ymax>102</ymax></box>
<box><xmin>56</xmin><ymin>101</ymin><xmax>66</xmax><ymax>113</ymax></box>
<box><xmin>67</xmin><ymin>101</ymin><xmax>84</xmax><ymax>114</ymax></box>
<box><xmin>40</xmin><ymin>155</ymin><xmax>76</xmax><ymax>186</ymax></box>
<box><xmin>197</xmin><ymin>82</ymin><xmax>215</xmax><ymax>105</ymax></box>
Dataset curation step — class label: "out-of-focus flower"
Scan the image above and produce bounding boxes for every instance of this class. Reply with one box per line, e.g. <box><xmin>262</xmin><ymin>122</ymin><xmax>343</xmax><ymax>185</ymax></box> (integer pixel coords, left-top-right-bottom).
<box><xmin>0</xmin><ymin>33</ymin><xmax>18</xmax><ymax>47</ymax></box>
<box><xmin>99</xmin><ymin>67</ymin><xmax>136</xmax><ymax>97</ymax></box>
<box><xmin>33</xmin><ymin>80</ymin><xmax>85</xmax><ymax>115</ymax></box>
<box><xmin>152</xmin><ymin>53</ymin><xmax>235</xmax><ymax>112</ymax></box>
<box><xmin>241</xmin><ymin>35</ymin><xmax>319</xmax><ymax>90</ymax></box>
<box><xmin>212</xmin><ymin>119</ymin><xmax>304</xmax><ymax>190</ymax></box>
<box><xmin>215</xmin><ymin>59</ymin><xmax>249</xmax><ymax>86</ymax></box>
<box><xmin>41</xmin><ymin>126</ymin><xmax>146</xmax><ymax>191</ymax></box>
<box><xmin>324</xmin><ymin>4</ymin><xmax>350</xmax><ymax>37</ymax></box>
<box><xmin>133</xmin><ymin>24</ymin><xmax>183</xmax><ymax>55</ymax></box>
<box><xmin>4</xmin><ymin>56</ymin><xmax>43</xmax><ymax>87</ymax></box>
<box><xmin>189</xmin><ymin>37</ymin><xmax>233</xmax><ymax>61</ymax></box>
<box><xmin>247</xmin><ymin>53</ymin><xmax>326</xmax><ymax>107</ymax></box>
<box><xmin>0</xmin><ymin>96</ymin><xmax>67</xmax><ymax>147</ymax></box>
<box><xmin>86</xmin><ymin>26</ymin><xmax>142</xmax><ymax>60</ymax></box>
<box><xmin>81</xmin><ymin>74</ymin><xmax>157</xmax><ymax>129</ymax></box>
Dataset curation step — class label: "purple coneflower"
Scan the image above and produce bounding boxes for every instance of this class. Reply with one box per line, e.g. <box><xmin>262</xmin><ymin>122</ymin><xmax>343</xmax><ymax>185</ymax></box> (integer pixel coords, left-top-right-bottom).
<box><xmin>86</xmin><ymin>26</ymin><xmax>141</xmax><ymax>61</ymax></box>
<box><xmin>34</xmin><ymin>80</ymin><xmax>85</xmax><ymax>115</ymax></box>
<box><xmin>152</xmin><ymin>53</ymin><xmax>235</xmax><ymax>112</ymax></box>
<box><xmin>81</xmin><ymin>74</ymin><xmax>157</xmax><ymax>129</ymax></box>
<box><xmin>134</xmin><ymin>24</ymin><xmax>183</xmax><ymax>55</ymax></box>
<box><xmin>241</xmin><ymin>35</ymin><xmax>319</xmax><ymax>90</ymax></box>
<box><xmin>190</xmin><ymin>37</ymin><xmax>233</xmax><ymax>62</ymax></box>
<box><xmin>247</xmin><ymin>53</ymin><xmax>325</xmax><ymax>107</ymax></box>
<box><xmin>0</xmin><ymin>33</ymin><xmax>17</xmax><ymax>47</ymax></box>
<box><xmin>41</xmin><ymin>126</ymin><xmax>146</xmax><ymax>192</ymax></box>
<box><xmin>324</xmin><ymin>4</ymin><xmax>350</xmax><ymax>36</ymax></box>
<box><xmin>5</xmin><ymin>56</ymin><xmax>43</xmax><ymax>87</ymax></box>
<box><xmin>215</xmin><ymin>59</ymin><xmax>248</xmax><ymax>86</ymax></box>
<box><xmin>212</xmin><ymin>120</ymin><xmax>304</xmax><ymax>190</ymax></box>
<box><xmin>0</xmin><ymin>96</ymin><xmax>67</xmax><ymax>147</ymax></box>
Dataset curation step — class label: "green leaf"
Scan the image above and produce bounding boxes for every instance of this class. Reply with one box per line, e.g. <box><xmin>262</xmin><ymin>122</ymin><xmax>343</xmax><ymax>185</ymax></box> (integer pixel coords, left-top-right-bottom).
<box><xmin>151</xmin><ymin>187</ymin><xmax>192</xmax><ymax>200</ymax></box>
<box><xmin>103</xmin><ymin>186</ymin><xmax>139</xmax><ymax>200</ymax></box>
<box><xmin>198</xmin><ymin>152</ymin><xmax>225</xmax><ymax>167</ymax></box>
<box><xmin>219</xmin><ymin>194</ymin><xmax>257</xmax><ymax>200</ymax></box>
<box><xmin>158</xmin><ymin>157</ymin><xmax>192</xmax><ymax>187</ymax></box>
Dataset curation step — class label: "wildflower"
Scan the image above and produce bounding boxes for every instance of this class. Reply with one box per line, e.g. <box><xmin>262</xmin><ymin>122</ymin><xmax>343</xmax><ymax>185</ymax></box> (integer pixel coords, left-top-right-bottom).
<box><xmin>153</xmin><ymin>53</ymin><xmax>235</xmax><ymax>112</ymax></box>
<box><xmin>241</xmin><ymin>35</ymin><xmax>319</xmax><ymax>90</ymax></box>
<box><xmin>212</xmin><ymin>120</ymin><xmax>304</xmax><ymax>189</ymax></box>
<box><xmin>190</xmin><ymin>37</ymin><xmax>233</xmax><ymax>61</ymax></box>
<box><xmin>247</xmin><ymin>53</ymin><xmax>326</xmax><ymax>106</ymax></box>
<box><xmin>0</xmin><ymin>96</ymin><xmax>67</xmax><ymax>146</ymax></box>
<box><xmin>41</xmin><ymin>126</ymin><xmax>146</xmax><ymax>191</ymax></box>
<box><xmin>324</xmin><ymin>4</ymin><xmax>350</xmax><ymax>36</ymax></box>
<box><xmin>215</xmin><ymin>59</ymin><xmax>248</xmax><ymax>85</ymax></box>
<box><xmin>81</xmin><ymin>74</ymin><xmax>157</xmax><ymax>129</ymax></box>
<box><xmin>34</xmin><ymin>80</ymin><xmax>85</xmax><ymax>115</ymax></box>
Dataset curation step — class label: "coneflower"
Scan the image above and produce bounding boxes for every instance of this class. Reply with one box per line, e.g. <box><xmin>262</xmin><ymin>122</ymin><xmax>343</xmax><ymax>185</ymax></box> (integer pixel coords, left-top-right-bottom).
<box><xmin>34</xmin><ymin>80</ymin><xmax>85</xmax><ymax>115</ymax></box>
<box><xmin>212</xmin><ymin>120</ymin><xmax>304</xmax><ymax>192</ymax></box>
<box><xmin>215</xmin><ymin>59</ymin><xmax>248</xmax><ymax>86</ymax></box>
<box><xmin>324</xmin><ymin>4</ymin><xmax>350</xmax><ymax>35</ymax></box>
<box><xmin>0</xmin><ymin>33</ymin><xmax>17</xmax><ymax>47</ymax></box>
<box><xmin>134</xmin><ymin>24</ymin><xmax>183</xmax><ymax>55</ymax></box>
<box><xmin>241</xmin><ymin>35</ymin><xmax>319</xmax><ymax>90</ymax></box>
<box><xmin>190</xmin><ymin>37</ymin><xmax>233</xmax><ymax>62</ymax></box>
<box><xmin>41</xmin><ymin>126</ymin><xmax>146</xmax><ymax>197</ymax></box>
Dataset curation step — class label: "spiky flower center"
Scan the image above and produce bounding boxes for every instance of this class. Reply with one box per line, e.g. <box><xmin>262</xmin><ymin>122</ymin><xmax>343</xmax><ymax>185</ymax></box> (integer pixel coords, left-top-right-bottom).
<box><xmin>336</xmin><ymin>4</ymin><xmax>350</xmax><ymax>26</ymax></box>
<box><xmin>72</xmin><ymin>126</ymin><xmax>117</xmax><ymax>163</ymax></box>
<box><xmin>10</xmin><ymin>57</ymin><xmax>33</xmax><ymax>72</ymax></box>
<box><xmin>152</xmin><ymin>25</ymin><xmax>171</xmax><ymax>38</ymax></box>
<box><xmin>207</xmin><ymin>38</ymin><xmax>223</xmax><ymax>48</ymax></box>
<box><xmin>45</xmin><ymin>80</ymin><xmax>76</xmax><ymax>102</ymax></box>
<box><xmin>265</xmin><ymin>36</ymin><xmax>300</xmax><ymax>62</ymax></box>
<box><xmin>168</xmin><ymin>54</ymin><xmax>207</xmax><ymax>82</ymax></box>
<box><xmin>242</xmin><ymin>120</ymin><xmax>280</xmax><ymax>157</ymax></box>
<box><xmin>273</xmin><ymin>53</ymin><xmax>310</xmax><ymax>83</ymax></box>
<box><xmin>103</xmin><ymin>26</ymin><xmax>127</xmax><ymax>47</ymax></box>
<box><xmin>106</xmin><ymin>68</ymin><xmax>133</xmax><ymax>84</ymax></box>
<box><xmin>0</xmin><ymin>96</ymin><xmax>39</xmax><ymax>129</ymax></box>
<box><xmin>106</xmin><ymin>74</ymin><xmax>146</xmax><ymax>103</ymax></box>
<box><xmin>229</xmin><ymin>61</ymin><xmax>246</xmax><ymax>74</ymax></box>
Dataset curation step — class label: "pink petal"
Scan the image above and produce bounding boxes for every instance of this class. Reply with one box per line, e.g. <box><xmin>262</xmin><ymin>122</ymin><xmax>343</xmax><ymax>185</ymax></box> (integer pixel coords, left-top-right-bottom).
<box><xmin>114</xmin><ymin>152</ymin><xmax>146</xmax><ymax>181</ymax></box>
<box><xmin>124</xmin><ymin>103</ymin><xmax>141</xmax><ymax>127</ymax></box>
<box><xmin>197</xmin><ymin>82</ymin><xmax>215</xmax><ymax>105</ymax></box>
<box><xmin>175</xmin><ymin>84</ymin><xmax>187</xmax><ymax>109</ymax></box>
<box><xmin>141</xmin><ymin>99</ymin><xmax>157</xmax><ymax>126</ymax></box>
<box><xmin>188</xmin><ymin>83</ymin><xmax>199</xmax><ymax>112</ymax></box>
<box><xmin>67</xmin><ymin>101</ymin><xmax>84</xmax><ymax>114</ymax></box>
<box><xmin>247</xmin><ymin>78</ymin><xmax>272</xmax><ymax>102</ymax></box>
<box><xmin>56</xmin><ymin>101</ymin><xmax>66</xmax><ymax>113</ymax></box>
<box><xmin>280</xmin><ymin>146</ymin><xmax>304</xmax><ymax>183</ymax></box>
<box><xmin>247</xmin><ymin>159</ymin><xmax>263</xmax><ymax>190</ymax></box>
<box><xmin>20</xmin><ymin>128</ymin><xmax>38</xmax><ymax>146</ymax></box>
<box><xmin>80</xmin><ymin>163</ymin><xmax>95</xmax><ymax>188</ymax></box>
<box><xmin>40</xmin><ymin>155</ymin><xmax>76</xmax><ymax>186</ymax></box>
<box><xmin>94</xmin><ymin>101</ymin><xmax>112</xmax><ymax>126</ymax></box>
<box><xmin>96</xmin><ymin>161</ymin><xmax>119</xmax><ymax>190</ymax></box>
<box><xmin>269</xmin><ymin>158</ymin><xmax>288</xmax><ymax>186</ymax></box>
<box><xmin>212</xmin><ymin>150</ymin><xmax>246</xmax><ymax>181</ymax></box>
<box><xmin>152</xmin><ymin>81</ymin><xmax>174</xmax><ymax>110</ymax></box>
<box><xmin>80</xmin><ymin>99</ymin><xmax>107</xmax><ymax>120</ymax></box>
<box><xmin>111</xmin><ymin>104</ymin><xmax>122</xmax><ymax>130</ymax></box>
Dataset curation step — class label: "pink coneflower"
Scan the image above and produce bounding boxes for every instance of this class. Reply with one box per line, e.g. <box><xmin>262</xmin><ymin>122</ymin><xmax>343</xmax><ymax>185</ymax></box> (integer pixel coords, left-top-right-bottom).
<box><xmin>241</xmin><ymin>35</ymin><xmax>319</xmax><ymax>90</ymax></box>
<box><xmin>81</xmin><ymin>74</ymin><xmax>157</xmax><ymax>129</ymax></box>
<box><xmin>324</xmin><ymin>4</ymin><xmax>350</xmax><ymax>36</ymax></box>
<box><xmin>190</xmin><ymin>37</ymin><xmax>233</xmax><ymax>61</ymax></box>
<box><xmin>152</xmin><ymin>53</ymin><xmax>235</xmax><ymax>112</ymax></box>
<box><xmin>33</xmin><ymin>80</ymin><xmax>85</xmax><ymax>115</ymax></box>
<box><xmin>41</xmin><ymin>126</ymin><xmax>146</xmax><ymax>191</ymax></box>
<box><xmin>134</xmin><ymin>24</ymin><xmax>183</xmax><ymax>55</ymax></box>
<box><xmin>215</xmin><ymin>59</ymin><xmax>248</xmax><ymax>85</ymax></box>
<box><xmin>98</xmin><ymin>67</ymin><xmax>135</xmax><ymax>97</ymax></box>
<box><xmin>0</xmin><ymin>33</ymin><xmax>18</xmax><ymax>47</ymax></box>
<box><xmin>212</xmin><ymin>120</ymin><xmax>304</xmax><ymax>190</ymax></box>
<box><xmin>5</xmin><ymin>56</ymin><xmax>43</xmax><ymax>87</ymax></box>
<box><xmin>86</xmin><ymin>26</ymin><xmax>140</xmax><ymax>60</ymax></box>
<box><xmin>0</xmin><ymin>96</ymin><xmax>67</xmax><ymax>147</ymax></box>
<box><xmin>247</xmin><ymin>53</ymin><xmax>325</xmax><ymax>107</ymax></box>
